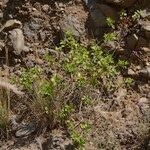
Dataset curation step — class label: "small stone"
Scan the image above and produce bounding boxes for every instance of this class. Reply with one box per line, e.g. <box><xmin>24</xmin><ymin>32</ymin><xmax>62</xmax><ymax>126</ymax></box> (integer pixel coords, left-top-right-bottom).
<box><xmin>0</xmin><ymin>19</ymin><xmax>22</xmax><ymax>32</ymax></box>
<box><xmin>127</xmin><ymin>34</ymin><xmax>138</xmax><ymax>50</ymax></box>
<box><xmin>138</xmin><ymin>97</ymin><xmax>149</xmax><ymax>115</ymax></box>
<box><xmin>35</xmin><ymin>58</ymin><xmax>44</xmax><ymax>65</ymax></box>
<box><xmin>121</xmin><ymin>107</ymin><xmax>132</xmax><ymax>118</ymax></box>
<box><xmin>32</xmin><ymin>8</ymin><xmax>37</xmax><ymax>11</ymax></box>
<box><xmin>141</xmin><ymin>8</ymin><xmax>150</xmax><ymax>20</ymax></box>
<box><xmin>0</xmin><ymin>12</ymin><xmax>3</xmax><ymax>19</ymax></box>
<box><xmin>23</xmin><ymin>46</ymin><xmax>30</xmax><ymax>52</ymax></box>
<box><xmin>75</xmin><ymin>0</ymin><xmax>82</xmax><ymax>5</ymax></box>
<box><xmin>9</xmin><ymin>28</ymin><xmax>24</xmax><ymax>55</ymax></box>
<box><xmin>139</xmin><ymin>20</ymin><xmax>150</xmax><ymax>39</ymax></box>
<box><xmin>0</xmin><ymin>41</ymin><xmax>5</xmax><ymax>51</ymax></box>
<box><xmin>60</xmin><ymin>14</ymin><xmax>85</xmax><ymax>40</ymax></box>
<box><xmin>15</xmin><ymin>122</ymin><xmax>36</xmax><ymax>137</ymax></box>
<box><xmin>42</xmin><ymin>4</ymin><xmax>49</xmax><ymax>12</ymax></box>
<box><xmin>136</xmin><ymin>36</ymin><xmax>149</xmax><ymax>49</ymax></box>
<box><xmin>139</xmin><ymin>66</ymin><xmax>150</xmax><ymax>78</ymax></box>
<box><xmin>128</xmin><ymin>68</ymin><xmax>136</xmax><ymax>75</ymax></box>
<box><xmin>141</xmin><ymin>47</ymin><xmax>150</xmax><ymax>53</ymax></box>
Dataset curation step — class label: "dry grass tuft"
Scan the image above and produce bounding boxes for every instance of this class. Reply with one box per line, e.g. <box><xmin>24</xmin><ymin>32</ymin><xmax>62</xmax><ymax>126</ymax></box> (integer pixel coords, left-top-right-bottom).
<box><xmin>0</xmin><ymin>78</ymin><xmax>24</xmax><ymax>95</ymax></box>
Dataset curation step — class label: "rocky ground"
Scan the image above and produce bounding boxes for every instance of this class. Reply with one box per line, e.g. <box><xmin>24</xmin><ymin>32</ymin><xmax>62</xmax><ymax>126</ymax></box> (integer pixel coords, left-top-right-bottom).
<box><xmin>0</xmin><ymin>0</ymin><xmax>150</xmax><ymax>150</ymax></box>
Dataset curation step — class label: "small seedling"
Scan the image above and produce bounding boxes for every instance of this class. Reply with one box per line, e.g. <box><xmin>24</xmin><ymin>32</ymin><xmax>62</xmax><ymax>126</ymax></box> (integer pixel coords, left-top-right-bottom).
<box><xmin>80</xmin><ymin>122</ymin><xmax>91</xmax><ymax>131</ymax></box>
<box><xmin>59</xmin><ymin>104</ymin><xmax>74</xmax><ymax>120</ymax></box>
<box><xmin>132</xmin><ymin>10</ymin><xmax>142</xmax><ymax>21</ymax></box>
<box><xmin>20</xmin><ymin>67</ymin><xmax>41</xmax><ymax>90</ymax></box>
<box><xmin>67</xmin><ymin>121</ymin><xmax>85</xmax><ymax>150</ymax></box>
<box><xmin>124</xmin><ymin>77</ymin><xmax>134</xmax><ymax>87</ymax></box>
<box><xmin>106</xmin><ymin>17</ymin><xmax>115</xmax><ymax>29</ymax></box>
<box><xmin>120</xmin><ymin>10</ymin><xmax>127</xmax><ymax>20</ymax></box>
<box><xmin>104</xmin><ymin>32</ymin><xmax>117</xmax><ymax>42</ymax></box>
<box><xmin>81</xmin><ymin>96</ymin><xmax>92</xmax><ymax>106</ymax></box>
<box><xmin>39</xmin><ymin>81</ymin><xmax>54</xmax><ymax>97</ymax></box>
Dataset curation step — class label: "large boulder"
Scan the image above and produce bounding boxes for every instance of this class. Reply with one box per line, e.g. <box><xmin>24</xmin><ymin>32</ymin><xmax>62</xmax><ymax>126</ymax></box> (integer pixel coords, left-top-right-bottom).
<box><xmin>89</xmin><ymin>3</ymin><xmax>118</xmax><ymax>36</ymax></box>
<box><xmin>83</xmin><ymin>0</ymin><xmax>118</xmax><ymax>36</ymax></box>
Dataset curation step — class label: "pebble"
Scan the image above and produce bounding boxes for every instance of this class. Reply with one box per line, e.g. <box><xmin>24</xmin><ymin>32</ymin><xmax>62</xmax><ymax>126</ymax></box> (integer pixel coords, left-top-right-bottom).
<box><xmin>128</xmin><ymin>68</ymin><xmax>136</xmax><ymax>76</ymax></box>
<box><xmin>42</xmin><ymin>4</ymin><xmax>49</xmax><ymax>12</ymax></box>
<box><xmin>0</xmin><ymin>19</ymin><xmax>22</xmax><ymax>32</ymax></box>
<box><xmin>0</xmin><ymin>12</ymin><xmax>3</xmax><ymax>18</ymax></box>
<box><xmin>139</xmin><ymin>66</ymin><xmax>150</xmax><ymax>78</ymax></box>
<box><xmin>9</xmin><ymin>28</ymin><xmax>25</xmax><ymax>55</ymax></box>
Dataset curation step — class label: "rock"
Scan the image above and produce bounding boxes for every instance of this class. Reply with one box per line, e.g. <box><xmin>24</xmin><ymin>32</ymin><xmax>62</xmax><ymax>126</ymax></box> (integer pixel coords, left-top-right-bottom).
<box><xmin>0</xmin><ymin>19</ymin><xmax>22</xmax><ymax>32</ymax></box>
<box><xmin>141</xmin><ymin>47</ymin><xmax>150</xmax><ymax>53</ymax></box>
<box><xmin>90</xmin><ymin>4</ymin><xmax>117</xmax><ymax>27</ymax></box>
<box><xmin>121</xmin><ymin>107</ymin><xmax>132</xmax><ymax>118</ymax></box>
<box><xmin>90</xmin><ymin>8</ymin><xmax>106</xmax><ymax>27</ymax></box>
<box><xmin>138</xmin><ymin>97</ymin><xmax>149</xmax><ymax>116</ymax></box>
<box><xmin>15</xmin><ymin>122</ymin><xmax>36</xmax><ymax>137</ymax></box>
<box><xmin>0</xmin><ymin>12</ymin><xmax>3</xmax><ymax>19</ymax></box>
<box><xmin>10</xmin><ymin>115</ymin><xmax>19</xmax><ymax>131</ymax></box>
<box><xmin>84</xmin><ymin>0</ymin><xmax>118</xmax><ymax>36</ymax></box>
<box><xmin>128</xmin><ymin>68</ymin><xmax>136</xmax><ymax>76</ymax></box>
<box><xmin>23</xmin><ymin>17</ymin><xmax>42</xmax><ymax>40</ymax></box>
<box><xmin>141</xmin><ymin>8</ymin><xmax>150</xmax><ymax>20</ymax></box>
<box><xmin>100</xmin><ymin>4</ymin><xmax>118</xmax><ymax>20</ymax></box>
<box><xmin>42</xmin><ymin>131</ymin><xmax>73</xmax><ymax>150</ymax></box>
<box><xmin>139</xmin><ymin>66</ymin><xmax>150</xmax><ymax>78</ymax></box>
<box><xmin>9</xmin><ymin>28</ymin><xmax>24</xmax><ymax>55</ymax></box>
<box><xmin>88</xmin><ymin>3</ymin><xmax>118</xmax><ymax>36</ymax></box>
<box><xmin>0</xmin><ymin>0</ymin><xmax>9</xmax><ymax>8</ymax></box>
<box><xmin>42</xmin><ymin>4</ymin><xmax>49</xmax><ymax>12</ymax></box>
<box><xmin>136</xmin><ymin>36</ymin><xmax>149</xmax><ymax>49</ymax></box>
<box><xmin>105</xmin><ymin>0</ymin><xmax>136</xmax><ymax>8</ymax></box>
<box><xmin>127</xmin><ymin>34</ymin><xmax>138</xmax><ymax>50</ymax></box>
<box><xmin>0</xmin><ymin>41</ymin><xmax>5</xmax><ymax>51</ymax></box>
<box><xmin>139</xmin><ymin>20</ymin><xmax>150</xmax><ymax>39</ymax></box>
<box><xmin>75</xmin><ymin>0</ymin><xmax>82</xmax><ymax>5</ymax></box>
<box><xmin>59</xmin><ymin>14</ymin><xmax>85</xmax><ymax>40</ymax></box>
<box><xmin>35</xmin><ymin>58</ymin><xmax>44</xmax><ymax>65</ymax></box>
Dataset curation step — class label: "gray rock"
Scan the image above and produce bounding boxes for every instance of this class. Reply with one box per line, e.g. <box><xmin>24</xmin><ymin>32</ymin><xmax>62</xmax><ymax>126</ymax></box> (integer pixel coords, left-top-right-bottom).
<box><xmin>127</xmin><ymin>34</ymin><xmax>149</xmax><ymax>50</ymax></box>
<box><xmin>59</xmin><ymin>14</ymin><xmax>85</xmax><ymax>40</ymax></box>
<box><xmin>42</xmin><ymin>4</ymin><xmax>49</xmax><ymax>12</ymax></box>
<box><xmin>9</xmin><ymin>28</ymin><xmax>24</xmax><ymax>55</ymax></box>
<box><xmin>42</xmin><ymin>134</ymin><xmax>73</xmax><ymax>150</ymax></box>
<box><xmin>136</xmin><ymin>36</ymin><xmax>149</xmax><ymax>49</ymax></box>
<box><xmin>128</xmin><ymin>68</ymin><xmax>136</xmax><ymax>76</ymax></box>
<box><xmin>141</xmin><ymin>47</ymin><xmax>150</xmax><ymax>53</ymax></box>
<box><xmin>138</xmin><ymin>97</ymin><xmax>150</xmax><ymax>117</ymax></box>
<box><xmin>139</xmin><ymin>66</ymin><xmax>150</xmax><ymax>78</ymax></box>
<box><xmin>90</xmin><ymin>4</ymin><xmax>117</xmax><ymax>27</ymax></box>
<box><xmin>105</xmin><ymin>0</ymin><xmax>136</xmax><ymax>8</ymax></box>
<box><xmin>127</xmin><ymin>34</ymin><xmax>138</xmax><ymax>50</ymax></box>
<box><xmin>23</xmin><ymin>18</ymin><xmax>42</xmax><ymax>40</ymax></box>
<box><xmin>141</xmin><ymin>8</ymin><xmax>150</xmax><ymax>20</ymax></box>
<box><xmin>0</xmin><ymin>40</ymin><xmax>5</xmax><ymax>51</ymax></box>
<box><xmin>90</xmin><ymin>8</ymin><xmax>106</xmax><ymax>27</ymax></box>
<box><xmin>139</xmin><ymin>20</ymin><xmax>150</xmax><ymax>39</ymax></box>
<box><xmin>89</xmin><ymin>3</ymin><xmax>118</xmax><ymax>36</ymax></box>
<box><xmin>15</xmin><ymin>122</ymin><xmax>36</xmax><ymax>137</ymax></box>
